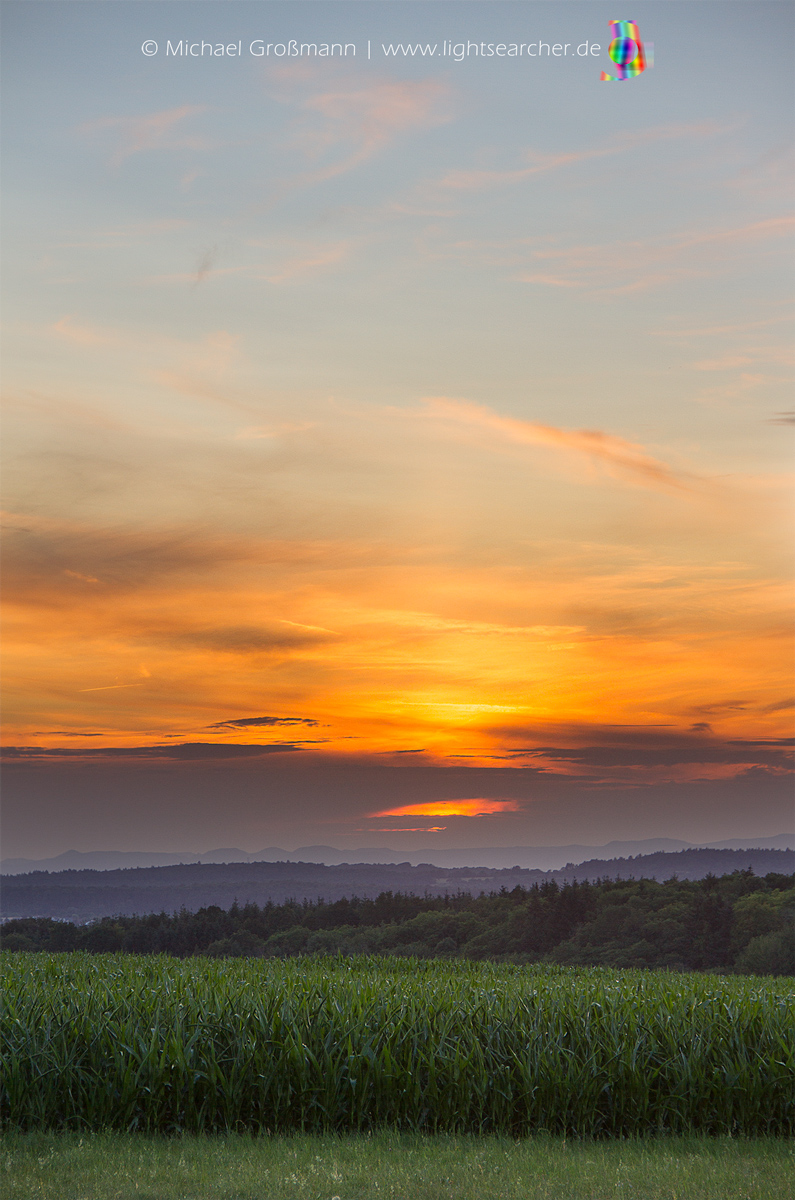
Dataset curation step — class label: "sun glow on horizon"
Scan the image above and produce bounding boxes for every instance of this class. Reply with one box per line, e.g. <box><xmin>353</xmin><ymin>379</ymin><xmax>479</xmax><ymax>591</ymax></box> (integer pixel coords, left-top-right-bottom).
<box><xmin>371</xmin><ymin>799</ymin><xmax>520</xmax><ymax>819</ymax></box>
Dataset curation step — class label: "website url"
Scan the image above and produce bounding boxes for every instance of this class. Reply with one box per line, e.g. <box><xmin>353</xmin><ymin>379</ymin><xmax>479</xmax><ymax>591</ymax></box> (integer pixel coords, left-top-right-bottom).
<box><xmin>381</xmin><ymin>41</ymin><xmax>601</xmax><ymax>60</ymax></box>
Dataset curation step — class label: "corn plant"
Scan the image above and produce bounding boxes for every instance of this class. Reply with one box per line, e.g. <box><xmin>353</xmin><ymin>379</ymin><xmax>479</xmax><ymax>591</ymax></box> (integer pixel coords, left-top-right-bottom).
<box><xmin>2</xmin><ymin>953</ymin><xmax>792</xmax><ymax>1136</ymax></box>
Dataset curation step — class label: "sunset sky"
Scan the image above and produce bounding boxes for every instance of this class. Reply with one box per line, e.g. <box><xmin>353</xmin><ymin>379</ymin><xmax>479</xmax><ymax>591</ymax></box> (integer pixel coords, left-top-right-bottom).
<box><xmin>2</xmin><ymin>1</ymin><xmax>793</xmax><ymax>858</ymax></box>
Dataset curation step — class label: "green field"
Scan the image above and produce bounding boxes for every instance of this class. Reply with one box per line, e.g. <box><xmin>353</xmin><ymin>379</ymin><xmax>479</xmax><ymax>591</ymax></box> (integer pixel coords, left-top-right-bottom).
<box><xmin>3</xmin><ymin>953</ymin><xmax>793</xmax><ymax>1137</ymax></box>
<box><xmin>3</xmin><ymin>1131</ymin><xmax>795</xmax><ymax>1200</ymax></box>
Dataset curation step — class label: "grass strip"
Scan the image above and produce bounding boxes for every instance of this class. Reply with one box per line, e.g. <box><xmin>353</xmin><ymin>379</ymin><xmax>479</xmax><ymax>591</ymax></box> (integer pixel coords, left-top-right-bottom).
<box><xmin>3</xmin><ymin>1131</ymin><xmax>794</xmax><ymax>1200</ymax></box>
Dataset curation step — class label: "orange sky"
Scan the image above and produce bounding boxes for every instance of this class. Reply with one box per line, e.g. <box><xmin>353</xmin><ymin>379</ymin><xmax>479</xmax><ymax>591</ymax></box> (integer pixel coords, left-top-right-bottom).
<box><xmin>2</xmin><ymin>2</ymin><xmax>793</xmax><ymax>855</ymax></box>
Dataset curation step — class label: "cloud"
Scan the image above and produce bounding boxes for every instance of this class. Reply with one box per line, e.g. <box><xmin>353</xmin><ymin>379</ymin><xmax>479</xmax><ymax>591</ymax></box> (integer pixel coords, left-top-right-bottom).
<box><xmin>0</xmin><ymin>742</ymin><xmax>312</xmax><ymax>760</ymax></box>
<box><xmin>421</xmin><ymin>397</ymin><xmax>694</xmax><ymax>492</ymax></box>
<box><xmin>52</xmin><ymin>317</ymin><xmax>116</xmax><ymax>346</ymax></box>
<box><xmin>209</xmin><ymin>715</ymin><xmax>320</xmax><ymax>729</ymax></box>
<box><xmin>270</xmin><ymin>73</ymin><xmax>452</xmax><ymax>190</ymax></box>
<box><xmin>161</xmin><ymin>626</ymin><xmax>335</xmax><ymax>653</ymax></box>
<box><xmin>356</xmin><ymin>608</ymin><xmax>585</xmax><ymax>638</ymax></box>
<box><xmin>676</xmin><ymin>216</ymin><xmax>795</xmax><ymax>252</ymax></box>
<box><xmin>281</xmin><ymin>619</ymin><xmax>336</xmax><ymax>634</ymax></box>
<box><xmin>64</xmin><ymin>569</ymin><xmax>99</xmax><ymax>584</ymax></box>
<box><xmin>260</xmin><ymin>240</ymin><xmax>352</xmax><ymax>284</ymax></box>
<box><xmin>2</xmin><ymin>518</ymin><xmax>261</xmax><ymax>601</ymax></box>
<box><xmin>488</xmin><ymin>723</ymin><xmax>794</xmax><ymax>775</ymax></box>
<box><xmin>371</xmin><ymin>798</ymin><xmax>519</xmax><ymax>818</ymax></box>
<box><xmin>769</xmin><ymin>411</ymin><xmax>795</xmax><ymax>425</ymax></box>
<box><xmin>516</xmin><ymin>217</ymin><xmax>795</xmax><ymax>295</ymax></box>
<box><xmin>518</xmin><ymin>273</ymin><xmax>582</xmax><ymax>289</ymax></box>
<box><xmin>434</xmin><ymin>121</ymin><xmax>731</xmax><ymax>192</ymax></box>
<box><xmin>418</xmin><ymin>219</ymin><xmax>793</xmax><ymax>298</ymax></box>
<box><xmin>150</xmin><ymin>369</ymin><xmax>258</xmax><ymax>416</ymax></box>
<box><xmin>58</xmin><ymin>219</ymin><xmax>191</xmax><ymax>251</ymax></box>
<box><xmin>692</xmin><ymin>356</ymin><xmax>754</xmax><ymax>371</ymax></box>
<box><xmin>80</xmin><ymin>105</ymin><xmax>210</xmax><ymax>165</ymax></box>
<box><xmin>515</xmin><ymin>741</ymin><xmax>792</xmax><ymax>769</ymax></box>
<box><xmin>48</xmin><ymin>318</ymin><xmax>257</xmax><ymax>421</ymax></box>
<box><xmin>652</xmin><ymin>315</ymin><xmax>794</xmax><ymax>340</ymax></box>
<box><xmin>28</xmin><ymin>732</ymin><xmax>106</xmax><ymax>737</ymax></box>
<box><xmin>303</xmin><ymin>77</ymin><xmax>449</xmax><ymax>158</ymax></box>
<box><xmin>79</xmin><ymin>683</ymin><xmax>143</xmax><ymax>693</ymax></box>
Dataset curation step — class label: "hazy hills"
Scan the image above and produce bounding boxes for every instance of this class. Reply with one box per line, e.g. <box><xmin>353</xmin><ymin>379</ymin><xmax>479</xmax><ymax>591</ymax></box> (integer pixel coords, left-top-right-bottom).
<box><xmin>2</xmin><ymin>834</ymin><xmax>792</xmax><ymax>876</ymax></box>
<box><xmin>1</xmin><ymin>847</ymin><xmax>792</xmax><ymax>922</ymax></box>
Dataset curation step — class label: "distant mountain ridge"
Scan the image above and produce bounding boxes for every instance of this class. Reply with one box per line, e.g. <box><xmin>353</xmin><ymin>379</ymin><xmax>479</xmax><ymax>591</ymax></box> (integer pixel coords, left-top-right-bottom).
<box><xmin>1</xmin><ymin>847</ymin><xmax>792</xmax><ymax>921</ymax></box>
<box><xmin>2</xmin><ymin>834</ymin><xmax>792</xmax><ymax>875</ymax></box>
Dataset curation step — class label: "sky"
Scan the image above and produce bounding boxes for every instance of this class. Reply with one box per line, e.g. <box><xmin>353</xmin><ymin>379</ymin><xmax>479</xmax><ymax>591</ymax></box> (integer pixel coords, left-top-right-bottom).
<box><xmin>1</xmin><ymin>1</ymin><xmax>793</xmax><ymax>859</ymax></box>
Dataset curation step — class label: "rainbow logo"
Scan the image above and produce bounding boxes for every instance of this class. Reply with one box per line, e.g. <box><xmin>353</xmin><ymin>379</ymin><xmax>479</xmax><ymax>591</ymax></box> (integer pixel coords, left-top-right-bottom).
<box><xmin>601</xmin><ymin>20</ymin><xmax>653</xmax><ymax>81</ymax></box>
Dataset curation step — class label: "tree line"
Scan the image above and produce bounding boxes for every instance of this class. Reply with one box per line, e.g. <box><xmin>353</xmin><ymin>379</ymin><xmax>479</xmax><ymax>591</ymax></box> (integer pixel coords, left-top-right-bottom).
<box><xmin>2</xmin><ymin>870</ymin><xmax>793</xmax><ymax>974</ymax></box>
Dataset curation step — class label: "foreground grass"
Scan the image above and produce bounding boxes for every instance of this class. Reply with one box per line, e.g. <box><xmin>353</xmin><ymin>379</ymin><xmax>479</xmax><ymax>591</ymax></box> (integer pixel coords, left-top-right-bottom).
<box><xmin>2</xmin><ymin>1132</ymin><xmax>794</xmax><ymax>1200</ymax></box>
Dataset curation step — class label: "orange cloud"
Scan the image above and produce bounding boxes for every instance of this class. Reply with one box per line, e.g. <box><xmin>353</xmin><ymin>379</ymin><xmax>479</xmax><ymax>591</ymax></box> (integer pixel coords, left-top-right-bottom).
<box><xmin>372</xmin><ymin>799</ymin><xmax>519</xmax><ymax>818</ymax></box>
<box><xmin>422</xmin><ymin>397</ymin><xmax>693</xmax><ymax>492</ymax></box>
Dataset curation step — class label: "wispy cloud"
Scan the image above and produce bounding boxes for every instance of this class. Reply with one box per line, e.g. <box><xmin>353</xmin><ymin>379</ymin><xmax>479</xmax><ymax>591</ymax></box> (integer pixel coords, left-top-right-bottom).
<box><xmin>58</xmin><ymin>219</ymin><xmax>191</xmax><ymax>251</ymax></box>
<box><xmin>80</xmin><ymin>105</ymin><xmax>209</xmax><ymax>165</ymax></box>
<box><xmin>78</xmin><ymin>683</ymin><xmax>142</xmax><ymax>693</ymax></box>
<box><xmin>420</xmin><ymin>219</ymin><xmax>793</xmax><ymax>298</ymax></box>
<box><xmin>354</xmin><ymin>609</ymin><xmax>585</xmax><ymax>639</ymax></box>
<box><xmin>269</xmin><ymin>72</ymin><xmax>452</xmax><ymax>191</ymax></box>
<box><xmin>50</xmin><ymin>319</ymin><xmax>242</xmax><ymax>371</ymax></box>
<box><xmin>2</xmin><ymin>515</ymin><xmax>260</xmax><ymax>601</ymax></box>
<box><xmin>434</xmin><ymin>121</ymin><xmax>732</xmax><ymax>193</ymax></box>
<box><xmin>651</xmin><ymin>313</ymin><xmax>794</xmax><ymax>340</ymax></box>
<box><xmin>47</xmin><ymin>316</ymin><xmax>260</xmax><ymax>417</ymax></box>
<box><xmin>258</xmin><ymin>240</ymin><xmax>352</xmax><ymax>284</ymax></box>
<box><xmin>515</xmin><ymin>273</ymin><xmax>582</xmax><ymax>289</ymax></box>
<box><xmin>64</xmin><ymin>570</ymin><xmax>99</xmax><ymax>584</ymax></box>
<box><xmin>52</xmin><ymin>316</ymin><xmax>116</xmax><ymax>346</ymax></box>
<box><xmin>420</xmin><ymin>397</ymin><xmax>695</xmax><ymax>492</ymax></box>
<box><xmin>692</xmin><ymin>355</ymin><xmax>754</xmax><ymax>371</ymax></box>
<box><xmin>727</xmin><ymin>140</ymin><xmax>795</xmax><ymax>199</ymax></box>
<box><xmin>517</xmin><ymin>216</ymin><xmax>795</xmax><ymax>295</ymax></box>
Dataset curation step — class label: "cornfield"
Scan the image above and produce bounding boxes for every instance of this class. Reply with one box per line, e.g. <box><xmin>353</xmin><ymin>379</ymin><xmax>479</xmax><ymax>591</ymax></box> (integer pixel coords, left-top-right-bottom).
<box><xmin>2</xmin><ymin>952</ymin><xmax>793</xmax><ymax>1136</ymax></box>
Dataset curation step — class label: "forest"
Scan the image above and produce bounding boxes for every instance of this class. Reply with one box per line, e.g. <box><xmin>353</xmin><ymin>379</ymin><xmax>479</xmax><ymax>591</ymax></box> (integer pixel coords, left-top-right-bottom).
<box><xmin>3</xmin><ymin>870</ymin><xmax>793</xmax><ymax>975</ymax></box>
<box><xmin>3</xmin><ymin>847</ymin><xmax>791</xmax><ymax>921</ymax></box>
